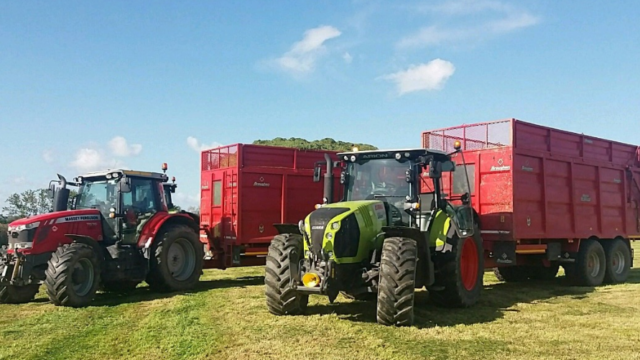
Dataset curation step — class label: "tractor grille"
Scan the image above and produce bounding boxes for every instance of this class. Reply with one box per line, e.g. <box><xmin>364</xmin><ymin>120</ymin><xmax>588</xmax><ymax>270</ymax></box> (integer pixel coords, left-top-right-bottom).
<box><xmin>308</xmin><ymin>207</ymin><xmax>349</xmax><ymax>257</ymax></box>
<box><xmin>334</xmin><ymin>213</ymin><xmax>360</xmax><ymax>258</ymax></box>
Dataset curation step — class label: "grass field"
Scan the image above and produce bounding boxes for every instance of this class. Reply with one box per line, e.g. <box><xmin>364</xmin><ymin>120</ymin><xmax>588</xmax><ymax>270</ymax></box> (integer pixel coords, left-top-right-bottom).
<box><xmin>1</xmin><ymin>243</ymin><xmax>639</xmax><ymax>360</ymax></box>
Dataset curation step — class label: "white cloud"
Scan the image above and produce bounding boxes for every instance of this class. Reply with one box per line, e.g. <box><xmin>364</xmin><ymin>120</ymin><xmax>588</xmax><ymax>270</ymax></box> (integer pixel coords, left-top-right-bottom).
<box><xmin>275</xmin><ymin>25</ymin><xmax>342</xmax><ymax>75</ymax></box>
<box><xmin>69</xmin><ymin>148</ymin><xmax>124</xmax><ymax>173</ymax></box>
<box><xmin>108</xmin><ymin>136</ymin><xmax>142</xmax><ymax>157</ymax></box>
<box><xmin>398</xmin><ymin>0</ymin><xmax>539</xmax><ymax>49</ymax></box>
<box><xmin>343</xmin><ymin>52</ymin><xmax>353</xmax><ymax>64</ymax></box>
<box><xmin>187</xmin><ymin>136</ymin><xmax>222</xmax><ymax>152</ymax></box>
<box><xmin>173</xmin><ymin>192</ymin><xmax>200</xmax><ymax>209</ymax></box>
<box><xmin>382</xmin><ymin>59</ymin><xmax>455</xmax><ymax>95</ymax></box>
<box><xmin>42</xmin><ymin>149</ymin><xmax>55</xmax><ymax>164</ymax></box>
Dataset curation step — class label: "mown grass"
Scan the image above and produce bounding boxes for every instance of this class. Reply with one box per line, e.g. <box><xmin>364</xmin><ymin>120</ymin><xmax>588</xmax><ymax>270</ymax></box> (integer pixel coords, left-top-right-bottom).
<box><xmin>2</xmin><ymin>242</ymin><xmax>640</xmax><ymax>360</ymax></box>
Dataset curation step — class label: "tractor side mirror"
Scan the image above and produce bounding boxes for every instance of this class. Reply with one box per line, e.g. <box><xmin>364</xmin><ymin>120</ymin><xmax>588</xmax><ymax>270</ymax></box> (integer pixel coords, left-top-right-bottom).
<box><xmin>119</xmin><ymin>177</ymin><xmax>132</xmax><ymax>193</ymax></box>
<box><xmin>313</xmin><ymin>166</ymin><xmax>322</xmax><ymax>182</ymax></box>
<box><xmin>340</xmin><ymin>171</ymin><xmax>348</xmax><ymax>185</ymax></box>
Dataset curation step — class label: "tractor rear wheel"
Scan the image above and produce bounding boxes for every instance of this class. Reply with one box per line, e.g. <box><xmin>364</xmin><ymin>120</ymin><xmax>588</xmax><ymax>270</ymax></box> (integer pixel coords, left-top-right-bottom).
<box><xmin>0</xmin><ymin>284</ymin><xmax>40</xmax><ymax>304</ymax></box>
<box><xmin>45</xmin><ymin>243</ymin><xmax>101</xmax><ymax>307</ymax></box>
<box><xmin>569</xmin><ymin>239</ymin><xmax>606</xmax><ymax>286</ymax></box>
<box><xmin>265</xmin><ymin>234</ymin><xmax>308</xmax><ymax>315</ymax></box>
<box><xmin>376</xmin><ymin>237</ymin><xmax>418</xmax><ymax>327</ymax></box>
<box><xmin>146</xmin><ymin>224</ymin><xmax>204</xmax><ymax>292</ymax></box>
<box><xmin>603</xmin><ymin>239</ymin><xmax>631</xmax><ymax>284</ymax></box>
<box><xmin>429</xmin><ymin>228</ymin><xmax>483</xmax><ymax>308</ymax></box>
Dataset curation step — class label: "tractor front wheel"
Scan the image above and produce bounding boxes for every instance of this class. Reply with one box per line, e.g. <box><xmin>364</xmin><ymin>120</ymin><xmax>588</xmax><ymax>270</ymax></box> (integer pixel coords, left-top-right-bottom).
<box><xmin>429</xmin><ymin>228</ymin><xmax>483</xmax><ymax>308</ymax></box>
<box><xmin>45</xmin><ymin>243</ymin><xmax>101</xmax><ymax>307</ymax></box>
<box><xmin>0</xmin><ymin>284</ymin><xmax>40</xmax><ymax>304</ymax></box>
<box><xmin>376</xmin><ymin>237</ymin><xmax>418</xmax><ymax>327</ymax></box>
<box><xmin>265</xmin><ymin>234</ymin><xmax>308</xmax><ymax>315</ymax></box>
<box><xmin>146</xmin><ymin>225</ymin><xmax>204</xmax><ymax>292</ymax></box>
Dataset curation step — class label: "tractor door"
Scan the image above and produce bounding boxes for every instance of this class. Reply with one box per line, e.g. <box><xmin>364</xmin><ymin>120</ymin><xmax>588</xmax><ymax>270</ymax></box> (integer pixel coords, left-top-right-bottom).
<box><xmin>449</xmin><ymin>160</ymin><xmax>476</xmax><ymax>237</ymax></box>
<box><xmin>120</xmin><ymin>178</ymin><xmax>162</xmax><ymax>245</ymax></box>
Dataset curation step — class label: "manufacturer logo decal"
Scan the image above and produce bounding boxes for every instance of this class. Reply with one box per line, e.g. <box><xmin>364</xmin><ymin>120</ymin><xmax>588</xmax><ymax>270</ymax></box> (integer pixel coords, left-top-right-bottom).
<box><xmin>253</xmin><ymin>177</ymin><xmax>270</xmax><ymax>187</ymax></box>
<box><xmin>55</xmin><ymin>215</ymin><xmax>100</xmax><ymax>223</ymax></box>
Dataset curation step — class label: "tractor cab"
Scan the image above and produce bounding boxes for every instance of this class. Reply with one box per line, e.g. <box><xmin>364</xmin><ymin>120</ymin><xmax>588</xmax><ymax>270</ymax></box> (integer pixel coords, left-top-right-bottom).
<box><xmin>67</xmin><ymin>168</ymin><xmax>170</xmax><ymax>245</ymax></box>
<box><xmin>335</xmin><ymin>145</ymin><xmax>475</xmax><ymax>237</ymax></box>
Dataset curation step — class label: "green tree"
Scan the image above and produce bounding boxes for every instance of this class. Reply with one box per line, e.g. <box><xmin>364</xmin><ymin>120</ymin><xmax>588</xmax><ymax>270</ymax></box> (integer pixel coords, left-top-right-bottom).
<box><xmin>252</xmin><ymin>137</ymin><xmax>377</xmax><ymax>152</ymax></box>
<box><xmin>2</xmin><ymin>188</ymin><xmax>77</xmax><ymax>220</ymax></box>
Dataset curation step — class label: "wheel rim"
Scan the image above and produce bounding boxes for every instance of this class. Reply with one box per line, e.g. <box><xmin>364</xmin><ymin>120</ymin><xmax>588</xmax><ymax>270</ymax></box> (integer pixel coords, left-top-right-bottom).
<box><xmin>72</xmin><ymin>258</ymin><xmax>95</xmax><ymax>297</ymax></box>
<box><xmin>460</xmin><ymin>237</ymin><xmax>479</xmax><ymax>291</ymax></box>
<box><xmin>587</xmin><ymin>252</ymin><xmax>601</xmax><ymax>278</ymax></box>
<box><xmin>167</xmin><ymin>238</ymin><xmax>197</xmax><ymax>281</ymax></box>
<box><xmin>611</xmin><ymin>249</ymin><xmax>625</xmax><ymax>275</ymax></box>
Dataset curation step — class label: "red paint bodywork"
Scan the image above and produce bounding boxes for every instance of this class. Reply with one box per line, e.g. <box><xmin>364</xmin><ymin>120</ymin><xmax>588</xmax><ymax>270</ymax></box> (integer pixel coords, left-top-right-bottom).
<box><xmin>423</xmin><ymin>118</ymin><xmax>640</xmax><ymax>265</ymax></box>
<box><xmin>136</xmin><ymin>211</ymin><xmax>195</xmax><ymax>248</ymax></box>
<box><xmin>199</xmin><ymin>144</ymin><xmax>341</xmax><ymax>268</ymax></box>
<box><xmin>8</xmin><ymin>209</ymin><xmax>104</xmax><ymax>255</ymax></box>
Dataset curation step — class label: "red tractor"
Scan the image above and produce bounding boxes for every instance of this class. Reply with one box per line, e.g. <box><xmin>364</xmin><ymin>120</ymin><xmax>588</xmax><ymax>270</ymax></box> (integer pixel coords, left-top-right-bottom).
<box><xmin>0</xmin><ymin>165</ymin><xmax>203</xmax><ymax>307</ymax></box>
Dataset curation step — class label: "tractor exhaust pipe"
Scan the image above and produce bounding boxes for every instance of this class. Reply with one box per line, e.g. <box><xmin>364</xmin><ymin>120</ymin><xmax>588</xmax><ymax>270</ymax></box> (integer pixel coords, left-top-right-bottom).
<box><xmin>52</xmin><ymin>174</ymin><xmax>70</xmax><ymax>212</ymax></box>
<box><xmin>323</xmin><ymin>153</ymin><xmax>334</xmax><ymax>204</ymax></box>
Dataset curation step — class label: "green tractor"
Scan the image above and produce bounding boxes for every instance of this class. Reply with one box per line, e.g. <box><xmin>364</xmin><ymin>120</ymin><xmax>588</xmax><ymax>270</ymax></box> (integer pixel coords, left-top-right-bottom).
<box><xmin>264</xmin><ymin>144</ymin><xmax>483</xmax><ymax>326</ymax></box>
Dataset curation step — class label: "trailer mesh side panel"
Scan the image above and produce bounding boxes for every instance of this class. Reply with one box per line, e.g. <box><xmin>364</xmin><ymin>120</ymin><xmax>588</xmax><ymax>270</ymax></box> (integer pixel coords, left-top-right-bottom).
<box><xmin>423</xmin><ymin>120</ymin><xmax>512</xmax><ymax>152</ymax></box>
<box><xmin>202</xmin><ymin>145</ymin><xmax>238</xmax><ymax>170</ymax></box>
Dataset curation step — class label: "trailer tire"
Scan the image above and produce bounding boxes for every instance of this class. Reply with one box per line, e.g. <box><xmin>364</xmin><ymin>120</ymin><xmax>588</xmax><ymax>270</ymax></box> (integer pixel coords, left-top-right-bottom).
<box><xmin>0</xmin><ymin>284</ymin><xmax>40</xmax><ymax>304</ymax></box>
<box><xmin>528</xmin><ymin>264</ymin><xmax>559</xmax><ymax>281</ymax></box>
<box><xmin>376</xmin><ymin>237</ymin><xmax>418</xmax><ymax>327</ymax></box>
<box><xmin>146</xmin><ymin>224</ymin><xmax>204</xmax><ymax>293</ymax></box>
<box><xmin>571</xmin><ymin>239</ymin><xmax>606</xmax><ymax>286</ymax></box>
<box><xmin>429</xmin><ymin>227</ymin><xmax>483</xmax><ymax>308</ymax></box>
<box><xmin>603</xmin><ymin>239</ymin><xmax>631</xmax><ymax>284</ymax></box>
<box><xmin>45</xmin><ymin>243</ymin><xmax>101</xmax><ymax>307</ymax></box>
<box><xmin>493</xmin><ymin>266</ymin><xmax>530</xmax><ymax>282</ymax></box>
<box><xmin>265</xmin><ymin>234</ymin><xmax>308</xmax><ymax>315</ymax></box>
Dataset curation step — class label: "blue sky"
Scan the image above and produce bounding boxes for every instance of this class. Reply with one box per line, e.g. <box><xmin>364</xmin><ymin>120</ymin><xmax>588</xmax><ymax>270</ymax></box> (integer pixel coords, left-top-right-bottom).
<box><xmin>1</xmin><ymin>0</ymin><xmax>639</xmax><ymax>210</ymax></box>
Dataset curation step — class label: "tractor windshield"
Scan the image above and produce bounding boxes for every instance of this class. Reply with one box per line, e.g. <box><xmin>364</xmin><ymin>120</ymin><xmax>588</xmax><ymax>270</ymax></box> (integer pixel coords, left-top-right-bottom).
<box><xmin>76</xmin><ymin>179</ymin><xmax>118</xmax><ymax>218</ymax></box>
<box><xmin>345</xmin><ymin>159</ymin><xmax>412</xmax><ymax>202</ymax></box>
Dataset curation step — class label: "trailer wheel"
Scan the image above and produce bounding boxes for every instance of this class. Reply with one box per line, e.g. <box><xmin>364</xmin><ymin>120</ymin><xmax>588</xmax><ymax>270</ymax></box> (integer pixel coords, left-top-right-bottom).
<box><xmin>603</xmin><ymin>239</ymin><xmax>631</xmax><ymax>284</ymax></box>
<box><xmin>429</xmin><ymin>227</ymin><xmax>483</xmax><ymax>308</ymax></box>
<box><xmin>376</xmin><ymin>237</ymin><xmax>418</xmax><ymax>327</ymax></box>
<box><xmin>146</xmin><ymin>224</ymin><xmax>204</xmax><ymax>292</ymax></box>
<box><xmin>493</xmin><ymin>266</ymin><xmax>529</xmax><ymax>282</ymax></box>
<box><xmin>45</xmin><ymin>243</ymin><xmax>101</xmax><ymax>307</ymax></box>
<box><xmin>571</xmin><ymin>239</ymin><xmax>606</xmax><ymax>286</ymax></box>
<box><xmin>264</xmin><ymin>234</ymin><xmax>308</xmax><ymax>315</ymax></box>
<box><xmin>0</xmin><ymin>284</ymin><xmax>40</xmax><ymax>304</ymax></box>
<box><xmin>528</xmin><ymin>264</ymin><xmax>559</xmax><ymax>281</ymax></box>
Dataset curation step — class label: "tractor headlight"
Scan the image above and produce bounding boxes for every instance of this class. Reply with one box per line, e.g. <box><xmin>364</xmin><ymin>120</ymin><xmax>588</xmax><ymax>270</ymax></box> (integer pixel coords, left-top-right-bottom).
<box><xmin>330</xmin><ymin>222</ymin><xmax>340</xmax><ymax>230</ymax></box>
<box><xmin>326</xmin><ymin>232</ymin><xmax>333</xmax><ymax>240</ymax></box>
<box><xmin>302</xmin><ymin>273</ymin><xmax>321</xmax><ymax>287</ymax></box>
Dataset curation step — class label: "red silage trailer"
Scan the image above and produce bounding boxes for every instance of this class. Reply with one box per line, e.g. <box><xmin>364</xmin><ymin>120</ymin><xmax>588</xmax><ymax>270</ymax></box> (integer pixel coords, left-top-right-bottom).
<box><xmin>422</xmin><ymin>118</ymin><xmax>640</xmax><ymax>285</ymax></box>
<box><xmin>198</xmin><ymin>144</ymin><xmax>341</xmax><ymax>269</ymax></box>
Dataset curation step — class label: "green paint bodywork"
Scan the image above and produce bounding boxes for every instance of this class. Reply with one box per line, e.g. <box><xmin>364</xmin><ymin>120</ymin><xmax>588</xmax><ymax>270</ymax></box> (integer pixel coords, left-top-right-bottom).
<box><xmin>303</xmin><ymin>200</ymin><xmax>388</xmax><ymax>265</ymax></box>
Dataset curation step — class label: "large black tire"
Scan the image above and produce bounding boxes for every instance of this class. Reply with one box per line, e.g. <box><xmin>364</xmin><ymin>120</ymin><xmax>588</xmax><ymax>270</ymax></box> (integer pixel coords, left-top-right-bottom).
<box><xmin>494</xmin><ymin>264</ymin><xmax>559</xmax><ymax>282</ymax></box>
<box><xmin>45</xmin><ymin>243</ymin><xmax>101</xmax><ymax>307</ymax></box>
<box><xmin>493</xmin><ymin>266</ymin><xmax>530</xmax><ymax>282</ymax></box>
<box><xmin>265</xmin><ymin>234</ymin><xmax>308</xmax><ymax>315</ymax></box>
<box><xmin>603</xmin><ymin>239</ymin><xmax>631</xmax><ymax>284</ymax></box>
<box><xmin>376</xmin><ymin>237</ymin><xmax>418</xmax><ymax>327</ymax></box>
<box><xmin>0</xmin><ymin>284</ymin><xmax>40</xmax><ymax>304</ymax></box>
<box><xmin>429</xmin><ymin>229</ymin><xmax>484</xmax><ymax>308</ymax></box>
<box><xmin>528</xmin><ymin>264</ymin><xmax>560</xmax><ymax>280</ymax></box>
<box><xmin>569</xmin><ymin>239</ymin><xmax>606</xmax><ymax>286</ymax></box>
<box><xmin>146</xmin><ymin>224</ymin><xmax>204</xmax><ymax>292</ymax></box>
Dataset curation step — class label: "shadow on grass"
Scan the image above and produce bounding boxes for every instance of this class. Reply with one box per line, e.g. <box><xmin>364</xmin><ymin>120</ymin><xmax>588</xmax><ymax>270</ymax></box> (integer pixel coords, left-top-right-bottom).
<box><xmin>305</xmin><ymin>272</ymin><xmax>602</xmax><ymax>329</ymax></box>
<box><xmin>90</xmin><ymin>275</ymin><xmax>265</xmax><ymax>307</ymax></box>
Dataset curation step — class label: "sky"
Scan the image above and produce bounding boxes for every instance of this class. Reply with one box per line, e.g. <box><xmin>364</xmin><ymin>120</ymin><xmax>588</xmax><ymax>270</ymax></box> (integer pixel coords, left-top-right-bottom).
<box><xmin>1</xmin><ymin>0</ymin><xmax>639</xmax><ymax>210</ymax></box>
